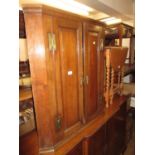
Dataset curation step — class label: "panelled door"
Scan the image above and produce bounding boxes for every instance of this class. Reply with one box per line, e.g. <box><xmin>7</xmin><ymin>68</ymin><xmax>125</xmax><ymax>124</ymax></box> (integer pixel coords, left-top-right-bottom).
<box><xmin>83</xmin><ymin>22</ymin><xmax>105</xmax><ymax>121</ymax></box>
<box><xmin>88</xmin><ymin>124</ymin><xmax>107</xmax><ymax>155</ymax></box>
<box><xmin>53</xmin><ymin>17</ymin><xmax>84</xmax><ymax>136</ymax></box>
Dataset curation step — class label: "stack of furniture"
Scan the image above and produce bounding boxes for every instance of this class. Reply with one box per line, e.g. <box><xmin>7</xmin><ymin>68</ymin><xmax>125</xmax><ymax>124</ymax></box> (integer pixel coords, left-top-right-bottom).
<box><xmin>19</xmin><ymin>5</ymin><xmax>132</xmax><ymax>155</ymax></box>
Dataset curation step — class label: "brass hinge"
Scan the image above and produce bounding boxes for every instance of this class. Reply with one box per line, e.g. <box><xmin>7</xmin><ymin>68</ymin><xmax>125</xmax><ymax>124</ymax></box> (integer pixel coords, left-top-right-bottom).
<box><xmin>48</xmin><ymin>32</ymin><xmax>56</xmax><ymax>52</ymax></box>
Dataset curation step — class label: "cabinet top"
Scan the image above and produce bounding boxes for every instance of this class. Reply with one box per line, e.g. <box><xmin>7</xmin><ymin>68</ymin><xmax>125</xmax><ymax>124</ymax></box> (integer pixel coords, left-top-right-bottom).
<box><xmin>22</xmin><ymin>4</ymin><xmax>106</xmax><ymax>27</ymax></box>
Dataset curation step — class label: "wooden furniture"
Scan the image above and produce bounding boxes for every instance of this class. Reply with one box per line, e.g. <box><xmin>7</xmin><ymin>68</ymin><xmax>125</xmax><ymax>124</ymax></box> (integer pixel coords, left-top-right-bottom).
<box><xmin>19</xmin><ymin>62</ymin><xmax>37</xmax><ymax>147</ymax></box>
<box><xmin>19</xmin><ymin>41</ymin><xmax>36</xmax><ymax>137</ymax></box>
<box><xmin>19</xmin><ymin>61</ymin><xmax>36</xmax><ymax>137</ymax></box>
<box><xmin>83</xmin><ymin>22</ymin><xmax>105</xmax><ymax>122</ymax></box>
<box><xmin>125</xmin><ymin>101</ymin><xmax>135</xmax><ymax>145</ymax></box>
<box><xmin>19</xmin><ymin>95</ymin><xmax>129</xmax><ymax>155</ymax></box>
<box><xmin>124</xmin><ymin>64</ymin><xmax>135</xmax><ymax>77</ymax></box>
<box><xmin>19</xmin><ymin>10</ymin><xmax>26</xmax><ymax>38</ymax></box>
<box><xmin>105</xmin><ymin>23</ymin><xmax>134</xmax><ymax>64</ymax></box>
<box><xmin>19</xmin><ymin>60</ymin><xmax>30</xmax><ymax>77</ymax></box>
<box><xmin>20</xmin><ymin>4</ymin><xmax>132</xmax><ymax>155</ymax></box>
<box><xmin>86</xmin><ymin>124</ymin><xmax>106</xmax><ymax>155</ymax></box>
<box><xmin>19</xmin><ymin>60</ymin><xmax>37</xmax><ymax>154</ymax></box>
<box><xmin>66</xmin><ymin>141</ymin><xmax>83</xmax><ymax>155</ymax></box>
<box><xmin>19</xmin><ymin>130</ymin><xmax>39</xmax><ymax>155</ymax></box>
<box><xmin>23</xmin><ymin>4</ymin><xmax>105</xmax><ymax>151</ymax></box>
<box><xmin>104</xmin><ymin>47</ymin><xmax>128</xmax><ymax>108</ymax></box>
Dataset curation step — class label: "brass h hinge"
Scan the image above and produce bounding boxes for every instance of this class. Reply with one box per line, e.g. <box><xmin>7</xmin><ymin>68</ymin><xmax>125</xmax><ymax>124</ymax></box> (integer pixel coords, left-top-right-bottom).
<box><xmin>48</xmin><ymin>32</ymin><xmax>56</xmax><ymax>52</ymax></box>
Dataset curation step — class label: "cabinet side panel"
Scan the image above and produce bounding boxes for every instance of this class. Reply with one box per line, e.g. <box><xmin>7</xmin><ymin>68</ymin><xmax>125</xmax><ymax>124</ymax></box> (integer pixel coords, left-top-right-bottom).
<box><xmin>24</xmin><ymin>11</ymin><xmax>57</xmax><ymax>149</ymax></box>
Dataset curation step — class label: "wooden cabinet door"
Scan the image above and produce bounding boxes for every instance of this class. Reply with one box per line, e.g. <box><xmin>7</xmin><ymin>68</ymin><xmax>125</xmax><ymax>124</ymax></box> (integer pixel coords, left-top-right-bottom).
<box><xmin>88</xmin><ymin>124</ymin><xmax>106</xmax><ymax>155</ymax></box>
<box><xmin>67</xmin><ymin>142</ymin><xmax>83</xmax><ymax>155</ymax></box>
<box><xmin>83</xmin><ymin>22</ymin><xmax>105</xmax><ymax>121</ymax></box>
<box><xmin>106</xmin><ymin>104</ymin><xmax>126</xmax><ymax>155</ymax></box>
<box><xmin>113</xmin><ymin>103</ymin><xmax>126</xmax><ymax>153</ymax></box>
<box><xmin>53</xmin><ymin>17</ymin><xmax>84</xmax><ymax>136</ymax></box>
<box><xmin>106</xmin><ymin>115</ymin><xmax>118</xmax><ymax>155</ymax></box>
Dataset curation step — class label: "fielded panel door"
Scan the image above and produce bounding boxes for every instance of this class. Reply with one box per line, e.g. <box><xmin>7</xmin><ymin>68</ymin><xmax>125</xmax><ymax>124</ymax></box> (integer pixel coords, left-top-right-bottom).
<box><xmin>53</xmin><ymin>17</ymin><xmax>84</xmax><ymax>136</ymax></box>
<box><xmin>83</xmin><ymin>22</ymin><xmax>105</xmax><ymax>121</ymax></box>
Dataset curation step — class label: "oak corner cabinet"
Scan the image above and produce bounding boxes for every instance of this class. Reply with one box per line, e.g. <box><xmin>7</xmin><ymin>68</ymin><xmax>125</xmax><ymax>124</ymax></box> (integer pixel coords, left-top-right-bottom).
<box><xmin>23</xmin><ymin>4</ymin><xmax>106</xmax><ymax>152</ymax></box>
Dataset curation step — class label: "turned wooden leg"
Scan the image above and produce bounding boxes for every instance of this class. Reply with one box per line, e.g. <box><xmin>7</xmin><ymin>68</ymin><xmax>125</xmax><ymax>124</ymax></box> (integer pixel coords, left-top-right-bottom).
<box><xmin>104</xmin><ymin>51</ymin><xmax>110</xmax><ymax>108</ymax></box>
<box><xmin>120</xmin><ymin>67</ymin><xmax>124</xmax><ymax>96</ymax></box>
<box><xmin>110</xmin><ymin>68</ymin><xmax>114</xmax><ymax>105</ymax></box>
<box><xmin>104</xmin><ymin>65</ymin><xmax>110</xmax><ymax>108</ymax></box>
<box><xmin>118</xmin><ymin>70</ymin><xmax>121</xmax><ymax>94</ymax></box>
